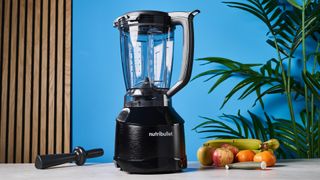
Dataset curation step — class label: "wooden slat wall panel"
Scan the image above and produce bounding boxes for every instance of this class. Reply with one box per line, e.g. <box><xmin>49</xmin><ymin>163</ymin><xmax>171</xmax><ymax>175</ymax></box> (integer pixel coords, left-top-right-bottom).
<box><xmin>0</xmin><ymin>0</ymin><xmax>72</xmax><ymax>163</ymax></box>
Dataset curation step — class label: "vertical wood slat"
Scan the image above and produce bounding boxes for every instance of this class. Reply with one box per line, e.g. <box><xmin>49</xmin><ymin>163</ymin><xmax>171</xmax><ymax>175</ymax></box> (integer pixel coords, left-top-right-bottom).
<box><xmin>31</xmin><ymin>0</ymin><xmax>41</xmax><ymax>162</ymax></box>
<box><xmin>23</xmin><ymin>0</ymin><xmax>34</xmax><ymax>163</ymax></box>
<box><xmin>0</xmin><ymin>0</ymin><xmax>11</xmax><ymax>163</ymax></box>
<box><xmin>64</xmin><ymin>0</ymin><xmax>71</xmax><ymax>153</ymax></box>
<box><xmin>40</xmin><ymin>0</ymin><xmax>48</xmax><ymax>156</ymax></box>
<box><xmin>48</xmin><ymin>0</ymin><xmax>56</xmax><ymax>155</ymax></box>
<box><xmin>15</xmin><ymin>0</ymin><xmax>26</xmax><ymax>163</ymax></box>
<box><xmin>7</xmin><ymin>0</ymin><xmax>18</xmax><ymax>163</ymax></box>
<box><xmin>56</xmin><ymin>0</ymin><xmax>64</xmax><ymax>154</ymax></box>
<box><xmin>0</xmin><ymin>0</ymin><xmax>72</xmax><ymax>163</ymax></box>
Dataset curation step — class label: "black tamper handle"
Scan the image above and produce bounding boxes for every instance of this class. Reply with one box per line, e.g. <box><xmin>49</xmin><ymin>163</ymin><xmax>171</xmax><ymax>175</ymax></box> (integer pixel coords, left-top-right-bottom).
<box><xmin>86</xmin><ymin>148</ymin><xmax>104</xmax><ymax>158</ymax></box>
<box><xmin>35</xmin><ymin>146</ymin><xmax>104</xmax><ymax>169</ymax></box>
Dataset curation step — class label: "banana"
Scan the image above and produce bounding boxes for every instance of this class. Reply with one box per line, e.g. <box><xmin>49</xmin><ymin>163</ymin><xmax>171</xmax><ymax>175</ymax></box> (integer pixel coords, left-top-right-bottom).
<box><xmin>262</xmin><ymin>139</ymin><xmax>280</xmax><ymax>150</ymax></box>
<box><xmin>203</xmin><ymin>139</ymin><xmax>262</xmax><ymax>150</ymax></box>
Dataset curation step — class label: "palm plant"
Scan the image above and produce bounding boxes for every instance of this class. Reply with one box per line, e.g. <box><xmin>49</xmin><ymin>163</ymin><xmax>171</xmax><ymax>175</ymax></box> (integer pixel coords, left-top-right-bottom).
<box><xmin>193</xmin><ymin>0</ymin><xmax>320</xmax><ymax>158</ymax></box>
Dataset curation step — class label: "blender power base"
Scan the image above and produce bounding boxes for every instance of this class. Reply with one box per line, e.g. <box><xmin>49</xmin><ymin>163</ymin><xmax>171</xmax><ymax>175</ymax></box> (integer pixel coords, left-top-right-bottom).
<box><xmin>113</xmin><ymin>107</ymin><xmax>187</xmax><ymax>174</ymax></box>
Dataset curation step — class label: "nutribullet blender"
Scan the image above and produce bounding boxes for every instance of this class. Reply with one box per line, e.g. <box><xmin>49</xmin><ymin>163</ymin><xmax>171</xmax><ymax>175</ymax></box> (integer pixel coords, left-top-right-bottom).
<box><xmin>113</xmin><ymin>10</ymin><xmax>199</xmax><ymax>173</ymax></box>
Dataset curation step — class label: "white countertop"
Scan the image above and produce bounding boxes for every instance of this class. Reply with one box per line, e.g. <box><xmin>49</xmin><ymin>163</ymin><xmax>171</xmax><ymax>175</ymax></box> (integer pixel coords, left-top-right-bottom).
<box><xmin>1</xmin><ymin>159</ymin><xmax>320</xmax><ymax>180</ymax></box>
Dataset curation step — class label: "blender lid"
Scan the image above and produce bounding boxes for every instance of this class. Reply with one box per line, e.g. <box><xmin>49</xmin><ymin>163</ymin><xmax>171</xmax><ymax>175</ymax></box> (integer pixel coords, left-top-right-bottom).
<box><xmin>113</xmin><ymin>10</ymin><xmax>171</xmax><ymax>28</ymax></box>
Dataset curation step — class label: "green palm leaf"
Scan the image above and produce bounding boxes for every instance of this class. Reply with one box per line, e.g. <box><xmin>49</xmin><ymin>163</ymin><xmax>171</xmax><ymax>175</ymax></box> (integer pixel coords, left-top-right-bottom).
<box><xmin>193</xmin><ymin>56</ymin><xmax>305</xmax><ymax>108</ymax></box>
<box><xmin>302</xmin><ymin>72</ymin><xmax>320</xmax><ymax>99</ymax></box>
<box><xmin>286</xmin><ymin>0</ymin><xmax>302</xmax><ymax>10</ymax></box>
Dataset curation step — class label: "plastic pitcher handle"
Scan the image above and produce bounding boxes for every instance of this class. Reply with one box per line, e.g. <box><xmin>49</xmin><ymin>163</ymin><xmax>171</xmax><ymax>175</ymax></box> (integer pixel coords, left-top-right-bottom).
<box><xmin>167</xmin><ymin>10</ymin><xmax>200</xmax><ymax>97</ymax></box>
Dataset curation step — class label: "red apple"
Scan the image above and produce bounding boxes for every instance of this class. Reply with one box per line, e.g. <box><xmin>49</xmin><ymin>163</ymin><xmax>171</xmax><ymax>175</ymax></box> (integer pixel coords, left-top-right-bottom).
<box><xmin>212</xmin><ymin>148</ymin><xmax>234</xmax><ymax>167</ymax></box>
<box><xmin>197</xmin><ymin>146</ymin><xmax>214</xmax><ymax>166</ymax></box>
<box><xmin>220</xmin><ymin>143</ymin><xmax>239</xmax><ymax>157</ymax></box>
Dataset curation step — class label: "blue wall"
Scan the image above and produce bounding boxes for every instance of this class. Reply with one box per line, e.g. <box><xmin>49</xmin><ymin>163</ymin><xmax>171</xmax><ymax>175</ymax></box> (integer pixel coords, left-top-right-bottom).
<box><xmin>72</xmin><ymin>0</ymin><xmax>280</xmax><ymax>162</ymax></box>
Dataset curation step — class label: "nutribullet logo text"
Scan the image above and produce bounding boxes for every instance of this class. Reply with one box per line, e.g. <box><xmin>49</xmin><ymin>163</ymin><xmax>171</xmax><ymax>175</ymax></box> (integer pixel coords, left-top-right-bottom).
<box><xmin>148</xmin><ymin>131</ymin><xmax>173</xmax><ymax>137</ymax></box>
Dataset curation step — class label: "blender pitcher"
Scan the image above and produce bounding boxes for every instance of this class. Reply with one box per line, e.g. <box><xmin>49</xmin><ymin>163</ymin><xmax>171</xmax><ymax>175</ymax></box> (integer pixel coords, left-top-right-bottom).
<box><xmin>113</xmin><ymin>10</ymin><xmax>199</xmax><ymax>173</ymax></box>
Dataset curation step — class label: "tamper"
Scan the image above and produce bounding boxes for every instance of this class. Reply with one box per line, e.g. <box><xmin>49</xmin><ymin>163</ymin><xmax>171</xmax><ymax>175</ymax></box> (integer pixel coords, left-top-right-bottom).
<box><xmin>35</xmin><ymin>146</ymin><xmax>104</xmax><ymax>169</ymax></box>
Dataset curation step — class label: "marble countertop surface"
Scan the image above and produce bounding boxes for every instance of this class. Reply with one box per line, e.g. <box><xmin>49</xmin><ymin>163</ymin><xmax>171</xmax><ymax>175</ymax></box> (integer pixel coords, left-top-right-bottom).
<box><xmin>1</xmin><ymin>159</ymin><xmax>320</xmax><ymax>180</ymax></box>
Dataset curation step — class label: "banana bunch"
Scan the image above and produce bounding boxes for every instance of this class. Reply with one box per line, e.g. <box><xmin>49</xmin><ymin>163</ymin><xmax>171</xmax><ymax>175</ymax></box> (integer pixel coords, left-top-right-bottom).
<box><xmin>203</xmin><ymin>138</ymin><xmax>280</xmax><ymax>151</ymax></box>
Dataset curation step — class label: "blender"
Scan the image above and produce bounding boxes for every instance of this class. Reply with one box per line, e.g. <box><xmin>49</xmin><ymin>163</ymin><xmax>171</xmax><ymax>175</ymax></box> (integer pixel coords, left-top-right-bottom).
<box><xmin>113</xmin><ymin>10</ymin><xmax>199</xmax><ymax>173</ymax></box>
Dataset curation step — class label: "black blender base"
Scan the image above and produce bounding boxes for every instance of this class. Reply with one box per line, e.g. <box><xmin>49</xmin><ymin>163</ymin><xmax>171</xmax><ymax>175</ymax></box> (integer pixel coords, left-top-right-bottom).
<box><xmin>114</xmin><ymin>106</ymin><xmax>188</xmax><ymax>174</ymax></box>
<box><xmin>114</xmin><ymin>157</ymin><xmax>187</xmax><ymax>174</ymax></box>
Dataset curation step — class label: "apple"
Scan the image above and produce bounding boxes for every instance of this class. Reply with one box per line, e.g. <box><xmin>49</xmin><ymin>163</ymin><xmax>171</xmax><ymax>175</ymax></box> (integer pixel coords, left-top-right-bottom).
<box><xmin>197</xmin><ymin>146</ymin><xmax>216</xmax><ymax>166</ymax></box>
<box><xmin>220</xmin><ymin>143</ymin><xmax>239</xmax><ymax>157</ymax></box>
<box><xmin>212</xmin><ymin>148</ymin><xmax>234</xmax><ymax>167</ymax></box>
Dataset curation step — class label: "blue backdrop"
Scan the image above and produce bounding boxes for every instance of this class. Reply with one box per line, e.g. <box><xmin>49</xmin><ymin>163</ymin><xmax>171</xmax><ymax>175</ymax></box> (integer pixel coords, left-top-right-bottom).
<box><xmin>72</xmin><ymin>0</ymin><xmax>282</xmax><ymax>162</ymax></box>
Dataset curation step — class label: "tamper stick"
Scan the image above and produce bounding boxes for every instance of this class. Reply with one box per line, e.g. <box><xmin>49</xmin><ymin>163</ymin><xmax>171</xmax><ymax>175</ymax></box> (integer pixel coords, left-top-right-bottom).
<box><xmin>35</xmin><ymin>146</ymin><xmax>104</xmax><ymax>169</ymax></box>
